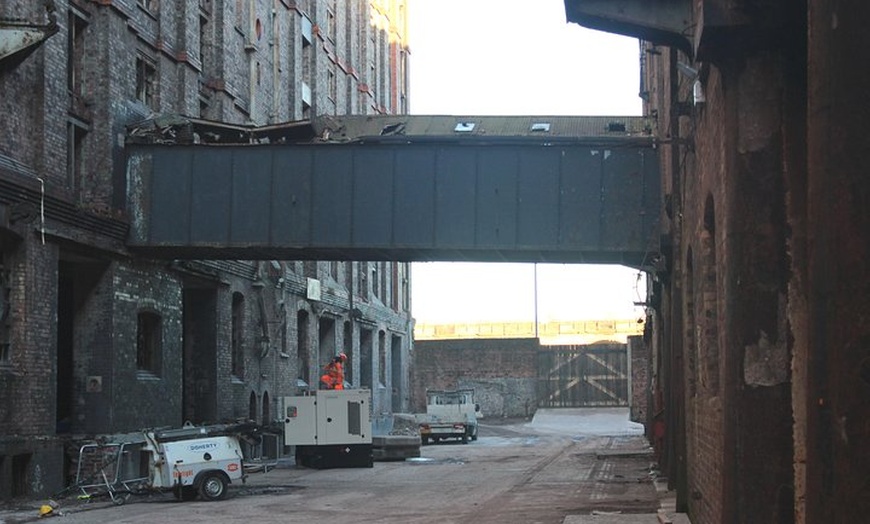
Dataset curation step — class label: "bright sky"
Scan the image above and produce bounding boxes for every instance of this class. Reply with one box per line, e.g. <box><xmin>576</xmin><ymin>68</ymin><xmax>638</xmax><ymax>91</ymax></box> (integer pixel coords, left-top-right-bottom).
<box><xmin>407</xmin><ymin>0</ymin><xmax>645</xmax><ymax>324</ymax></box>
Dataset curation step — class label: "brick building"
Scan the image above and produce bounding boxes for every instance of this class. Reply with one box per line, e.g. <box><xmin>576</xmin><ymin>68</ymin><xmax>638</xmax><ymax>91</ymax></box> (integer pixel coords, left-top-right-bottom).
<box><xmin>0</xmin><ymin>0</ymin><xmax>411</xmax><ymax>500</ymax></box>
<box><xmin>413</xmin><ymin>337</ymin><xmax>646</xmax><ymax>423</ymax></box>
<box><xmin>412</xmin><ymin>338</ymin><xmax>539</xmax><ymax>419</ymax></box>
<box><xmin>565</xmin><ymin>1</ymin><xmax>870</xmax><ymax>523</ymax></box>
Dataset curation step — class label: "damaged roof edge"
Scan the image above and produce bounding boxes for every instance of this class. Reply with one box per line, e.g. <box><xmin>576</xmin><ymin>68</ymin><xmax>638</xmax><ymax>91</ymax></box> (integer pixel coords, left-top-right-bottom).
<box><xmin>562</xmin><ymin>0</ymin><xmax>693</xmax><ymax>58</ymax></box>
<box><xmin>126</xmin><ymin>114</ymin><xmax>654</xmax><ymax>146</ymax></box>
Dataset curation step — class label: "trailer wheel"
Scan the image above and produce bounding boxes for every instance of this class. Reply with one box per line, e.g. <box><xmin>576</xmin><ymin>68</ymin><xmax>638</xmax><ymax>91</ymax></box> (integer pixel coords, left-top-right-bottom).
<box><xmin>198</xmin><ymin>471</ymin><xmax>228</xmax><ymax>501</ymax></box>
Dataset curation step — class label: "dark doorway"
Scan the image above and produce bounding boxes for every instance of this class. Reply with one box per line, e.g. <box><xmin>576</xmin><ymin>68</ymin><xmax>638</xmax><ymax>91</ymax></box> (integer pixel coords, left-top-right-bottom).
<box><xmin>391</xmin><ymin>334</ymin><xmax>402</xmax><ymax>411</ymax></box>
<box><xmin>360</xmin><ymin>328</ymin><xmax>373</xmax><ymax>389</ymax></box>
<box><xmin>297</xmin><ymin>310</ymin><xmax>310</xmax><ymax>386</ymax></box>
<box><xmin>56</xmin><ymin>257</ymin><xmax>106</xmax><ymax>434</ymax></box>
<box><xmin>182</xmin><ymin>288</ymin><xmax>217</xmax><ymax>424</ymax></box>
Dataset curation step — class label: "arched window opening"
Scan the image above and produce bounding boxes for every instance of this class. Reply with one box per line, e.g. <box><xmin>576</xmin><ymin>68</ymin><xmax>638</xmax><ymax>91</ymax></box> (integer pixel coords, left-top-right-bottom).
<box><xmin>249</xmin><ymin>391</ymin><xmax>258</xmax><ymax>423</ymax></box>
<box><xmin>297</xmin><ymin>310</ymin><xmax>310</xmax><ymax>386</ymax></box>
<box><xmin>702</xmin><ymin>194</ymin><xmax>720</xmax><ymax>394</ymax></box>
<box><xmin>686</xmin><ymin>248</ymin><xmax>697</xmax><ymax>397</ymax></box>
<box><xmin>262</xmin><ymin>391</ymin><xmax>270</xmax><ymax>423</ymax></box>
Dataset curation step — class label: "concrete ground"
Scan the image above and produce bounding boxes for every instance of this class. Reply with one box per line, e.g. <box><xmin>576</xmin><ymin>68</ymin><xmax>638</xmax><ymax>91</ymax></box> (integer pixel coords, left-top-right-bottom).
<box><xmin>0</xmin><ymin>408</ymin><xmax>689</xmax><ymax>524</ymax></box>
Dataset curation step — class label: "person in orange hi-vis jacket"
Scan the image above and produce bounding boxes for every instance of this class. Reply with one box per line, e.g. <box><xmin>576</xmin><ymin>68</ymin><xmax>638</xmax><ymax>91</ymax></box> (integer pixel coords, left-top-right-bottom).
<box><xmin>320</xmin><ymin>353</ymin><xmax>347</xmax><ymax>390</ymax></box>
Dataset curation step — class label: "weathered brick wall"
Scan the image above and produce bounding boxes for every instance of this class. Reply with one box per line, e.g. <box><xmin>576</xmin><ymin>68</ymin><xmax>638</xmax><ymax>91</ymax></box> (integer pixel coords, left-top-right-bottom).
<box><xmin>0</xmin><ymin>437</ymin><xmax>63</xmax><ymax>501</ymax></box>
<box><xmin>0</xmin><ymin>237</ymin><xmax>62</xmax><ymax>499</ymax></box>
<box><xmin>803</xmin><ymin>2</ymin><xmax>870</xmax><ymax>520</ymax></box>
<box><xmin>411</xmin><ymin>338</ymin><xmax>538</xmax><ymax>418</ymax></box>
<box><xmin>628</xmin><ymin>335</ymin><xmax>648</xmax><ymax>424</ymax></box>
<box><xmin>110</xmin><ymin>262</ymin><xmax>184</xmax><ymax>432</ymax></box>
<box><xmin>643</xmin><ymin>7</ymin><xmax>799</xmax><ymax>521</ymax></box>
<box><xmin>0</xmin><ymin>239</ymin><xmax>58</xmax><ymax>436</ymax></box>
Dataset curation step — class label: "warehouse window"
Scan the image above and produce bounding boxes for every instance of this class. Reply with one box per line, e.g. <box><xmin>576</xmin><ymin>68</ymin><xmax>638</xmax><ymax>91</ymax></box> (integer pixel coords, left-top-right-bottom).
<box><xmin>328</xmin><ymin>69</ymin><xmax>337</xmax><ymax>102</ymax></box>
<box><xmin>357</xmin><ymin>263</ymin><xmax>368</xmax><ymax>301</ymax></box>
<box><xmin>67</xmin><ymin>6</ymin><xmax>88</xmax><ymax>97</ymax></box>
<box><xmin>378</xmin><ymin>330</ymin><xmax>386</xmax><ymax>386</ymax></box>
<box><xmin>137</xmin><ymin>0</ymin><xmax>158</xmax><ymax>14</ymax></box>
<box><xmin>327</xmin><ymin>2</ymin><xmax>337</xmax><ymax>42</ymax></box>
<box><xmin>343</xmin><ymin>321</ymin><xmax>353</xmax><ymax>386</ymax></box>
<box><xmin>136</xmin><ymin>311</ymin><xmax>162</xmax><ymax>376</ymax></box>
<box><xmin>135</xmin><ymin>55</ymin><xmax>157</xmax><ymax>109</ymax></box>
<box><xmin>702</xmin><ymin>194</ymin><xmax>720</xmax><ymax>394</ymax></box>
<box><xmin>262</xmin><ymin>391</ymin><xmax>270</xmax><ymax>423</ymax></box>
<box><xmin>297</xmin><ymin>310</ymin><xmax>310</xmax><ymax>385</ymax></box>
<box><xmin>249</xmin><ymin>391</ymin><xmax>257</xmax><ymax>422</ymax></box>
<box><xmin>67</xmin><ymin>118</ymin><xmax>88</xmax><ymax>193</ymax></box>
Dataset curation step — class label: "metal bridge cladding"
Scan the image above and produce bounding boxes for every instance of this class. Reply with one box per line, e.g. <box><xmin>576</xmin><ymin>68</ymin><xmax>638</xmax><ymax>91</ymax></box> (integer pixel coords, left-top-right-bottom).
<box><xmin>125</xmin><ymin>115</ymin><xmax>660</xmax><ymax>267</ymax></box>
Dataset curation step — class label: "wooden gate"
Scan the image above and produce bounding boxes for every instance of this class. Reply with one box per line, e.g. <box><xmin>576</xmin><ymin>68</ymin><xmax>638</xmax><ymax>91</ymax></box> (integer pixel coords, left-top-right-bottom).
<box><xmin>537</xmin><ymin>344</ymin><xmax>628</xmax><ymax>407</ymax></box>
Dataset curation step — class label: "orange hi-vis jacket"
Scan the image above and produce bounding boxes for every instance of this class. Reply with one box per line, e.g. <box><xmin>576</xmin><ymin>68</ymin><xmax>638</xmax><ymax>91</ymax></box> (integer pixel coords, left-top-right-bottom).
<box><xmin>320</xmin><ymin>361</ymin><xmax>344</xmax><ymax>390</ymax></box>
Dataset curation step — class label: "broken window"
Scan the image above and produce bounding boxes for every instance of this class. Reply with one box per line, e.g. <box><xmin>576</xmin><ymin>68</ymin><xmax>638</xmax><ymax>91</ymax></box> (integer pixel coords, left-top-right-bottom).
<box><xmin>67</xmin><ymin>6</ymin><xmax>88</xmax><ymax>98</ymax></box>
<box><xmin>328</xmin><ymin>68</ymin><xmax>337</xmax><ymax>102</ymax></box>
<box><xmin>67</xmin><ymin>118</ymin><xmax>88</xmax><ymax>193</ymax></box>
<box><xmin>135</xmin><ymin>55</ymin><xmax>157</xmax><ymax>109</ymax></box>
<box><xmin>137</xmin><ymin>0</ymin><xmax>158</xmax><ymax>13</ymax></box>
<box><xmin>327</xmin><ymin>6</ymin><xmax>336</xmax><ymax>42</ymax></box>
<box><xmin>136</xmin><ymin>311</ymin><xmax>162</xmax><ymax>375</ymax></box>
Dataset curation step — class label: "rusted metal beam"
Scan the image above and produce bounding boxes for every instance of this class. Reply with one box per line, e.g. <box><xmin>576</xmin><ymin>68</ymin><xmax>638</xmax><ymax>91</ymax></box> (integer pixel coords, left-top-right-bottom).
<box><xmin>0</xmin><ymin>1</ymin><xmax>58</xmax><ymax>69</ymax></box>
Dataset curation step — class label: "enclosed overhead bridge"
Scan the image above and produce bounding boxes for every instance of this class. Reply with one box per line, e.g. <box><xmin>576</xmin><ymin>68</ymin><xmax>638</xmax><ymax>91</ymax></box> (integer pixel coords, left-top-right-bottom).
<box><xmin>126</xmin><ymin>115</ymin><xmax>660</xmax><ymax>268</ymax></box>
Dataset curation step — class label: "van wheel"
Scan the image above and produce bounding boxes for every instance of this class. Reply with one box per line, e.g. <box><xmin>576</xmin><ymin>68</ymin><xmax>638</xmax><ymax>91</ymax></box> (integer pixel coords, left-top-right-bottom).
<box><xmin>174</xmin><ymin>485</ymin><xmax>198</xmax><ymax>501</ymax></box>
<box><xmin>198</xmin><ymin>472</ymin><xmax>228</xmax><ymax>501</ymax></box>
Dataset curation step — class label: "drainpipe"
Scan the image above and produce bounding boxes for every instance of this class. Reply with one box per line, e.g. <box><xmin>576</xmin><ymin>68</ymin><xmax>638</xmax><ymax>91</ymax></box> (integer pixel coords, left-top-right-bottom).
<box><xmin>271</xmin><ymin>1</ymin><xmax>279</xmax><ymax>123</ymax></box>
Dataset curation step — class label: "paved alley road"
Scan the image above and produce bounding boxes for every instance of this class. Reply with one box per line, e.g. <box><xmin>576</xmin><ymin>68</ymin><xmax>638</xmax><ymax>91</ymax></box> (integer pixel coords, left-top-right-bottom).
<box><xmin>5</xmin><ymin>409</ymin><xmax>663</xmax><ymax>524</ymax></box>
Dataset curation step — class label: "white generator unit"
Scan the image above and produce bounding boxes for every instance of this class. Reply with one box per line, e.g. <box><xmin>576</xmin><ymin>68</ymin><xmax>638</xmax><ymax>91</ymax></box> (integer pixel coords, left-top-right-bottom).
<box><xmin>282</xmin><ymin>389</ymin><xmax>373</xmax><ymax>468</ymax></box>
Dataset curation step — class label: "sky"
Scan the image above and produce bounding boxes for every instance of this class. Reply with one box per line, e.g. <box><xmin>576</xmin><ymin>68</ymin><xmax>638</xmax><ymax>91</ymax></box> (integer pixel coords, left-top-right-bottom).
<box><xmin>406</xmin><ymin>0</ymin><xmax>645</xmax><ymax>324</ymax></box>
